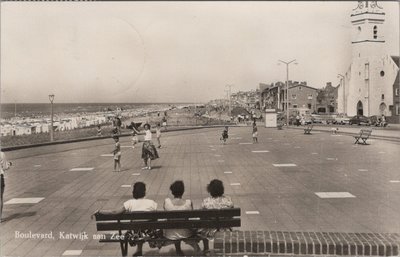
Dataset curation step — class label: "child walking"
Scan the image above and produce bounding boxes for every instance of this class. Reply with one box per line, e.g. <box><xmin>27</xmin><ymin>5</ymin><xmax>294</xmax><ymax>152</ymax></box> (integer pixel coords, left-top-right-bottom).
<box><xmin>156</xmin><ymin>123</ymin><xmax>162</xmax><ymax>148</ymax></box>
<box><xmin>252</xmin><ymin>122</ymin><xmax>258</xmax><ymax>143</ymax></box>
<box><xmin>112</xmin><ymin>136</ymin><xmax>121</xmax><ymax>172</ymax></box>
<box><xmin>220</xmin><ymin>126</ymin><xmax>229</xmax><ymax>144</ymax></box>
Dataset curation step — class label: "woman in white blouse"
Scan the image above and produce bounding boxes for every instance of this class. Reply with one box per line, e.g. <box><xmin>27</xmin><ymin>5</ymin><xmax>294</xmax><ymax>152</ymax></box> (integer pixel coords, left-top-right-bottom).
<box><xmin>141</xmin><ymin>123</ymin><xmax>159</xmax><ymax>170</ymax></box>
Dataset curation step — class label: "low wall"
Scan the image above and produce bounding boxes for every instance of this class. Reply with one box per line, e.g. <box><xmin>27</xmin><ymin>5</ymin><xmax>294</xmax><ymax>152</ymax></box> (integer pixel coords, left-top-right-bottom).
<box><xmin>214</xmin><ymin>231</ymin><xmax>400</xmax><ymax>256</ymax></box>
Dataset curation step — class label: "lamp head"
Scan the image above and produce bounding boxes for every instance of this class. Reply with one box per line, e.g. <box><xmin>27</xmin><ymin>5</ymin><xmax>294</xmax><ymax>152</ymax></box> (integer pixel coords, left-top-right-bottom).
<box><xmin>49</xmin><ymin>94</ymin><xmax>55</xmax><ymax>102</ymax></box>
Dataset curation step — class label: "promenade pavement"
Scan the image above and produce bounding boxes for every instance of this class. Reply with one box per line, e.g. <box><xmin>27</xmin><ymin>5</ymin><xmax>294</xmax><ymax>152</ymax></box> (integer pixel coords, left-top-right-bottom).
<box><xmin>1</xmin><ymin>126</ymin><xmax>400</xmax><ymax>256</ymax></box>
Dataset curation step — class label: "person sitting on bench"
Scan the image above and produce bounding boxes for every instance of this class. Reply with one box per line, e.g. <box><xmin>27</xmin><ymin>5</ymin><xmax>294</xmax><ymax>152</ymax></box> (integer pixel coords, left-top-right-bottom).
<box><xmin>198</xmin><ymin>179</ymin><xmax>234</xmax><ymax>254</ymax></box>
<box><xmin>95</xmin><ymin>182</ymin><xmax>158</xmax><ymax>256</ymax></box>
<box><xmin>163</xmin><ymin>181</ymin><xmax>201</xmax><ymax>255</ymax></box>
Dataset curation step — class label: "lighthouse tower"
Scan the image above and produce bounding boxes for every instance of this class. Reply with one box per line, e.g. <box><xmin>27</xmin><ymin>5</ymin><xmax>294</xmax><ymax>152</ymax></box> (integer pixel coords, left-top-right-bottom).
<box><xmin>338</xmin><ymin>1</ymin><xmax>399</xmax><ymax>118</ymax></box>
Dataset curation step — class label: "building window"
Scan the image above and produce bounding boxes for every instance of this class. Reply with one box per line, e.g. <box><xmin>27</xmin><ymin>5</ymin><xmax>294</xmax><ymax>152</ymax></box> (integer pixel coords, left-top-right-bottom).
<box><xmin>292</xmin><ymin>94</ymin><xmax>297</xmax><ymax>99</ymax></box>
<box><xmin>299</xmin><ymin>87</ymin><xmax>302</xmax><ymax>90</ymax></box>
<box><xmin>308</xmin><ymin>104</ymin><xmax>312</xmax><ymax>109</ymax></box>
<box><xmin>293</xmin><ymin>104</ymin><xmax>298</xmax><ymax>108</ymax></box>
<box><xmin>381</xmin><ymin>94</ymin><xmax>384</xmax><ymax>100</ymax></box>
<box><xmin>308</xmin><ymin>94</ymin><xmax>313</xmax><ymax>100</ymax></box>
<box><xmin>380</xmin><ymin>71</ymin><xmax>385</xmax><ymax>77</ymax></box>
<box><xmin>396</xmin><ymin>88</ymin><xmax>399</xmax><ymax>96</ymax></box>
<box><xmin>396</xmin><ymin>104</ymin><xmax>400</xmax><ymax>115</ymax></box>
<box><xmin>373</xmin><ymin>26</ymin><xmax>377</xmax><ymax>39</ymax></box>
<box><xmin>365</xmin><ymin>63</ymin><xmax>369</xmax><ymax>80</ymax></box>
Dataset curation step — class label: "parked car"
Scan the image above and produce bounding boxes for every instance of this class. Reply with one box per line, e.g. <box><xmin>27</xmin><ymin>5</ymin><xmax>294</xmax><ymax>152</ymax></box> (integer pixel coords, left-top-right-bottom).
<box><xmin>311</xmin><ymin>115</ymin><xmax>323</xmax><ymax>124</ymax></box>
<box><xmin>369</xmin><ymin>115</ymin><xmax>388</xmax><ymax>127</ymax></box>
<box><xmin>334</xmin><ymin>114</ymin><xmax>350</xmax><ymax>125</ymax></box>
<box><xmin>349</xmin><ymin>115</ymin><xmax>371</xmax><ymax>126</ymax></box>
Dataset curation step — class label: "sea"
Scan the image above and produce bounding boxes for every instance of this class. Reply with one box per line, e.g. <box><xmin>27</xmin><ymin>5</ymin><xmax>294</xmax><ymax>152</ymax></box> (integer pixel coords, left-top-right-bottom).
<box><xmin>0</xmin><ymin>103</ymin><xmax>181</xmax><ymax>120</ymax></box>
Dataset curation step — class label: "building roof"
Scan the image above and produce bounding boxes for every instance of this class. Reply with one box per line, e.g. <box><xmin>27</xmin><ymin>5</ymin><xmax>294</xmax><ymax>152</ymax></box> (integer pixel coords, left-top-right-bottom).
<box><xmin>289</xmin><ymin>84</ymin><xmax>318</xmax><ymax>91</ymax></box>
<box><xmin>391</xmin><ymin>56</ymin><xmax>399</xmax><ymax>68</ymax></box>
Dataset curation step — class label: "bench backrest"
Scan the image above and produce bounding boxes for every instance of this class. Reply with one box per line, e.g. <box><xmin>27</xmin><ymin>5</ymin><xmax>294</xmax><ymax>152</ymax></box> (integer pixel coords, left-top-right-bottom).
<box><xmin>95</xmin><ymin>208</ymin><xmax>241</xmax><ymax>232</ymax></box>
<box><xmin>360</xmin><ymin>129</ymin><xmax>372</xmax><ymax>137</ymax></box>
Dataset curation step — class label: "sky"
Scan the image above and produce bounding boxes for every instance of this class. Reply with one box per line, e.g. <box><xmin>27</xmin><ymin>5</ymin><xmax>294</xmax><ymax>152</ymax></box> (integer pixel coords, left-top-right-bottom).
<box><xmin>1</xmin><ymin>1</ymin><xmax>399</xmax><ymax>103</ymax></box>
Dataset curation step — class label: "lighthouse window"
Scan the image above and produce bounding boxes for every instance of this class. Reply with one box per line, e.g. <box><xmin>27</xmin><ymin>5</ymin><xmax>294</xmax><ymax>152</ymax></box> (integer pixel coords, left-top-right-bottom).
<box><xmin>358</xmin><ymin>26</ymin><xmax>361</xmax><ymax>32</ymax></box>
<box><xmin>373</xmin><ymin>26</ymin><xmax>377</xmax><ymax>39</ymax></box>
<box><xmin>381</xmin><ymin>94</ymin><xmax>384</xmax><ymax>100</ymax></box>
<box><xmin>380</xmin><ymin>71</ymin><xmax>385</xmax><ymax>77</ymax></box>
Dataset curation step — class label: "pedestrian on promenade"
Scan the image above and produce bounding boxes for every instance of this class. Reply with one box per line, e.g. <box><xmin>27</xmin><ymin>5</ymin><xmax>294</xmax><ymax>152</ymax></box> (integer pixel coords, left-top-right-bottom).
<box><xmin>162</xmin><ymin>116</ymin><xmax>168</xmax><ymax>131</ymax></box>
<box><xmin>156</xmin><ymin>123</ymin><xmax>162</xmax><ymax>148</ymax></box>
<box><xmin>141</xmin><ymin>123</ymin><xmax>159</xmax><ymax>170</ymax></box>
<box><xmin>198</xmin><ymin>179</ymin><xmax>234</xmax><ymax>255</ymax></box>
<box><xmin>381</xmin><ymin>114</ymin><xmax>386</xmax><ymax>127</ymax></box>
<box><xmin>296</xmin><ymin>114</ymin><xmax>300</xmax><ymax>126</ymax></box>
<box><xmin>93</xmin><ymin>182</ymin><xmax>158</xmax><ymax>256</ymax></box>
<box><xmin>163</xmin><ymin>180</ymin><xmax>201</xmax><ymax>255</ymax></box>
<box><xmin>1</xmin><ymin>151</ymin><xmax>12</xmax><ymax>222</ymax></box>
<box><xmin>220</xmin><ymin>126</ymin><xmax>229</xmax><ymax>144</ymax></box>
<box><xmin>252</xmin><ymin>122</ymin><xmax>258</xmax><ymax>143</ymax></box>
<box><xmin>112</xmin><ymin>135</ymin><xmax>121</xmax><ymax>172</ymax></box>
<box><xmin>97</xmin><ymin>125</ymin><xmax>102</xmax><ymax>137</ymax></box>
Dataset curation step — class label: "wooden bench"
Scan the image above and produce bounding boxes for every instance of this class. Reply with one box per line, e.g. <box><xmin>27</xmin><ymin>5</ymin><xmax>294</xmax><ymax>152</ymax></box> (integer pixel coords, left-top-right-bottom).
<box><xmin>354</xmin><ymin>128</ymin><xmax>372</xmax><ymax>145</ymax></box>
<box><xmin>94</xmin><ymin>208</ymin><xmax>241</xmax><ymax>256</ymax></box>
<box><xmin>304</xmin><ymin>124</ymin><xmax>313</xmax><ymax>134</ymax></box>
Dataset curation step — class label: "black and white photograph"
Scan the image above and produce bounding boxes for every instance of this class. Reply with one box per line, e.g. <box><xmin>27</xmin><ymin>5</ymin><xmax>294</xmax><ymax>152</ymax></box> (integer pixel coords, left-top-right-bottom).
<box><xmin>0</xmin><ymin>1</ymin><xmax>399</xmax><ymax>256</ymax></box>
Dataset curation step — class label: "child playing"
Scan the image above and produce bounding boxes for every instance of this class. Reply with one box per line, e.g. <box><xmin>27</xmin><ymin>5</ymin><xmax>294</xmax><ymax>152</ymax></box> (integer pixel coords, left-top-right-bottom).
<box><xmin>252</xmin><ymin>122</ymin><xmax>258</xmax><ymax>143</ymax></box>
<box><xmin>112</xmin><ymin>136</ymin><xmax>121</xmax><ymax>172</ymax></box>
<box><xmin>220</xmin><ymin>126</ymin><xmax>229</xmax><ymax>144</ymax></box>
<box><xmin>156</xmin><ymin>123</ymin><xmax>162</xmax><ymax>148</ymax></box>
<box><xmin>131</xmin><ymin>126</ymin><xmax>140</xmax><ymax>149</ymax></box>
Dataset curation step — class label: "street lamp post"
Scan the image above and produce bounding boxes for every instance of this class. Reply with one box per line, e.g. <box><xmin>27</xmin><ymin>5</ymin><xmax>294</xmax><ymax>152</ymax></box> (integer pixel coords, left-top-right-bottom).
<box><xmin>278</xmin><ymin>59</ymin><xmax>297</xmax><ymax>126</ymax></box>
<box><xmin>49</xmin><ymin>94</ymin><xmax>55</xmax><ymax>142</ymax></box>
<box><xmin>338</xmin><ymin>74</ymin><xmax>345</xmax><ymax>114</ymax></box>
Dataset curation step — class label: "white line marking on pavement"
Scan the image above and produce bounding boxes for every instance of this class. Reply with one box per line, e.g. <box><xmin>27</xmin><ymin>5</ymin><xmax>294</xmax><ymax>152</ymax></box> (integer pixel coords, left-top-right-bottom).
<box><xmin>101</xmin><ymin>154</ymin><xmax>114</xmax><ymax>157</ymax></box>
<box><xmin>218</xmin><ymin>160</ymin><xmax>225</xmax><ymax>162</ymax></box>
<box><xmin>311</xmin><ymin>153</ymin><xmax>318</xmax><ymax>155</ymax></box>
<box><xmin>283</xmin><ymin>143</ymin><xmax>290</xmax><ymax>145</ymax></box>
<box><xmin>232</xmin><ymin>137</ymin><xmax>242</xmax><ymax>140</ymax></box>
<box><xmin>34</xmin><ymin>165</ymin><xmax>41</xmax><ymax>167</ymax></box>
<box><xmin>5</xmin><ymin>198</ymin><xmax>45</xmax><ymax>204</ymax></box>
<box><xmin>121</xmin><ymin>146</ymin><xmax>133</xmax><ymax>148</ymax></box>
<box><xmin>273</xmin><ymin>164</ymin><xmax>297</xmax><ymax>167</ymax></box>
<box><xmin>358</xmin><ymin>169</ymin><xmax>368</xmax><ymax>171</ymax></box>
<box><xmin>352</xmin><ymin>145</ymin><xmax>358</xmax><ymax>147</ymax></box>
<box><xmin>245</xmin><ymin>211</ymin><xmax>260</xmax><ymax>215</ymax></box>
<box><xmin>132</xmin><ymin>173</ymin><xmax>141</xmax><ymax>176</ymax></box>
<box><xmin>224</xmin><ymin>171</ymin><xmax>233</xmax><ymax>174</ymax></box>
<box><xmin>252</xmin><ymin>150</ymin><xmax>269</xmax><ymax>153</ymax></box>
<box><xmin>315</xmin><ymin>192</ymin><xmax>356</xmax><ymax>198</ymax></box>
<box><xmin>230</xmin><ymin>183</ymin><xmax>241</xmax><ymax>186</ymax></box>
<box><xmin>268</xmin><ymin>138</ymin><xmax>273</xmax><ymax>140</ymax></box>
<box><xmin>239</xmin><ymin>143</ymin><xmax>252</xmax><ymax>145</ymax></box>
<box><xmin>63</xmin><ymin>250</ymin><xmax>83</xmax><ymax>256</ymax></box>
<box><xmin>378</xmin><ymin>151</ymin><xmax>386</xmax><ymax>154</ymax></box>
<box><xmin>121</xmin><ymin>185</ymin><xmax>131</xmax><ymax>188</ymax></box>
<box><xmin>326</xmin><ymin>158</ymin><xmax>337</xmax><ymax>161</ymax></box>
<box><xmin>294</xmin><ymin>146</ymin><xmax>301</xmax><ymax>149</ymax></box>
<box><xmin>389</xmin><ymin>180</ymin><xmax>400</xmax><ymax>183</ymax></box>
<box><xmin>211</xmin><ymin>149</ymin><xmax>216</xmax><ymax>151</ymax></box>
<box><xmin>70</xmin><ymin>168</ymin><xmax>94</xmax><ymax>171</ymax></box>
<box><xmin>214</xmin><ymin>155</ymin><xmax>221</xmax><ymax>157</ymax></box>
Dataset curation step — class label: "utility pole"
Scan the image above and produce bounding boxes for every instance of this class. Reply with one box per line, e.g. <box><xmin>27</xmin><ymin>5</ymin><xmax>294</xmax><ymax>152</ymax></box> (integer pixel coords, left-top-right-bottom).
<box><xmin>49</xmin><ymin>94</ymin><xmax>55</xmax><ymax>142</ymax></box>
<box><xmin>226</xmin><ymin>84</ymin><xmax>233</xmax><ymax>116</ymax></box>
<box><xmin>278</xmin><ymin>59</ymin><xmax>297</xmax><ymax>126</ymax></box>
<box><xmin>338</xmin><ymin>74</ymin><xmax>345</xmax><ymax>114</ymax></box>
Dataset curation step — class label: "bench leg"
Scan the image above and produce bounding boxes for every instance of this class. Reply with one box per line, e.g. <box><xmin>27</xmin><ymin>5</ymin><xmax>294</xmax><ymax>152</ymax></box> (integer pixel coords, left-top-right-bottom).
<box><xmin>354</xmin><ymin>138</ymin><xmax>360</xmax><ymax>144</ymax></box>
<box><xmin>120</xmin><ymin>241</ymin><xmax>128</xmax><ymax>257</ymax></box>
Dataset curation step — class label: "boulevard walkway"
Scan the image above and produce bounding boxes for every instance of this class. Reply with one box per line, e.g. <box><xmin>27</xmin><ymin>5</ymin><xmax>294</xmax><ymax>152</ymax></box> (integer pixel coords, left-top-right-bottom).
<box><xmin>1</xmin><ymin>126</ymin><xmax>400</xmax><ymax>256</ymax></box>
